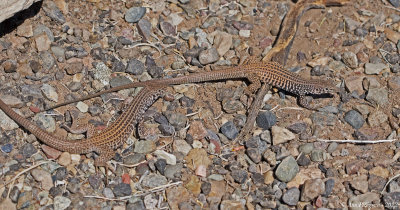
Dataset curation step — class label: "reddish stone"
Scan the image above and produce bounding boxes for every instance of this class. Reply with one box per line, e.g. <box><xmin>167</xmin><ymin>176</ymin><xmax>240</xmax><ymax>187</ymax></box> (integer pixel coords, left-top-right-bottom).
<box><xmin>259</xmin><ymin>37</ymin><xmax>273</xmax><ymax>48</ymax></box>
<box><xmin>42</xmin><ymin>145</ymin><xmax>62</xmax><ymax>159</ymax></box>
<box><xmin>315</xmin><ymin>195</ymin><xmax>323</xmax><ymax>208</ymax></box>
<box><xmin>346</xmin><ymin>160</ymin><xmax>365</xmax><ymax>175</ymax></box>
<box><xmin>122</xmin><ymin>173</ymin><xmax>130</xmax><ymax>184</ymax></box>
<box><xmin>209</xmin><ymin>139</ymin><xmax>221</xmax><ymax>154</ymax></box>
<box><xmin>29</xmin><ymin>106</ymin><xmax>40</xmax><ymax>113</ymax></box>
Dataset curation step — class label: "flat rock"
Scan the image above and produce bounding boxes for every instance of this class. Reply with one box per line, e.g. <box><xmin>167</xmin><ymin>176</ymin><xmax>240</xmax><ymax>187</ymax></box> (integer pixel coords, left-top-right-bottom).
<box><xmin>271</xmin><ymin>126</ymin><xmax>295</xmax><ymax>145</ymax></box>
<box><xmin>345</xmin><ymin>76</ymin><xmax>364</xmax><ymax>95</ymax></box>
<box><xmin>300</xmin><ymin>178</ymin><xmax>325</xmax><ymax>202</ymax></box>
<box><xmin>348</xmin><ymin>192</ymin><xmax>380</xmax><ymax>210</ymax></box>
<box><xmin>364</xmin><ymin>63</ymin><xmax>389</xmax><ymax>74</ymax></box>
<box><xmin>0</xmin><ymin>0</ymin><xmax>41</xmax><ymax>23</ymax></box>
<box><xmin>275</xmin><ymin>156</ymin><xmax>299</xmax><ymax>182</ymax></box>
<box><xmin>0</xmin><ymin>109</ymin><xmax>19</xmax><ymax>131</ymax></box>
<box><xmin>154</xmin><ymin>150</ymin><xmax>176</xmax><ymax>165</ymax></box>
<box><xmin>366</xmin><ymin>87</ymin><xmax>389</xmax><ymax>105</ymax></box>
<box><xmin>31</xmin><ymin>168</ymin><xmax>53</xmax><ymax>190</ymax></box>
<box><xmin>350</xmin><ymin>175</ymin><xmax>369</xmax><ymax>193</ymax></box>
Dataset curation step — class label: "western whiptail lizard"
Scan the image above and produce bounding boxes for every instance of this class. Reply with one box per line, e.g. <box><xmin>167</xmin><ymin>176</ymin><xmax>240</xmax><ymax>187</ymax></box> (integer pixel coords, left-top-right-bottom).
<box><xmin>0</xmin><ymin>61</ymin><xmax>337</xmax><ymax>166</ymax></box>
<box><xmin>46</xmin><ymin>61</ymin><xmax>339</xmax><ymax>111</ymax></box>
<box><xmin>0</xmin><ymin>85</ymin><xmax>165</xmax><ymax>166</ymax></box>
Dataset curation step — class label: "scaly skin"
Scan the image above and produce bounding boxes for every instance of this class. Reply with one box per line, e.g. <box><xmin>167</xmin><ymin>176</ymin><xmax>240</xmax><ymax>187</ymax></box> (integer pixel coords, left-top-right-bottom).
<box><xmin>45</xmin><ymin>61</ymin><xmax>338</xmax><ymax>110</ymax></box>
<box><xmin>0</xmin><ymin>86</ymin><xmax>165</xmax><ymax>166</ymax></box>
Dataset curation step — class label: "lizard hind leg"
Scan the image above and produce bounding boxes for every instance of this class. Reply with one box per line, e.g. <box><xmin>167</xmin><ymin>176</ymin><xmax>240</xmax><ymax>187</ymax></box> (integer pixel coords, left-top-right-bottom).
<box><xmin>245</xmin><ymin>73</ymin><xmax>261</xmax><ymax>95</ymax></box>
<box><xmin>61</xmin><ymin>110</ymin><xmax>94</xmax><ymax>135</ymax></box>
<box><xmin>94</xmin><ymin>148</ymin><xmax>116</xmax><ymax>184</ymax></box>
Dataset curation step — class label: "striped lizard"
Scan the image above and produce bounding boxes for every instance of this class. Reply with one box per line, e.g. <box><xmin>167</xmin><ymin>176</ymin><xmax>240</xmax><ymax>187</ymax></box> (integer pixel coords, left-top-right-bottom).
<box><xmin>0</xmin><ymin>85</ymin><xmax>165</xmax><ymax>166</ymax></box>
<box><xmin>45</xmin><ymin>61</ymin><xmax>339</xmax><ymax>111</ymax></box>
<box><xmin>0</xmin><ymin>61</ymin><xmax>338</xmax><ymax>166</ymax></box>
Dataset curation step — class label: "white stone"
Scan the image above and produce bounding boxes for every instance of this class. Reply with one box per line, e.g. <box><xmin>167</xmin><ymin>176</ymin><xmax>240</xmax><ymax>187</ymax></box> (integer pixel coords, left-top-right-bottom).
<box><xmin>0</xmin><ymin>109</ymin><xmax>19</xmax><ymax>131</ymax></box>
<box><xmin>239</xmin><ymin>30</ymin><xmax>251</xmax><ymax>38</ymax></box>
<box><xmin>76</xmin><ymin>102</ymin><xmax>88</xmax><ymax>113</ymax></box>
<box><xmin>0</xmin><ymin>0</ymin><xmax>41</xmax><ymax>23</ymax></box>
<box><xmin>272</xmin><ymin>126</ymin><xmax>295</xmax><ymax>145</ymax></box>
<box><xmin>154</xmin><ymin>150</ymin><xmax>176</xmax><ymax>165</ymax></box>
<box><xmin>41</xmin><ymin>84</ymin><xmax>58</xmax><ymax>102</ymax></box>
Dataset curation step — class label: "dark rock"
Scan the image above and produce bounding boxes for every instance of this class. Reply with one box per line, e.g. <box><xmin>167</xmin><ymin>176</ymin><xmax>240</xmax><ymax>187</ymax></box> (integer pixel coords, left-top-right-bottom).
<box><xmin>201</xmin><ymin>182</ymin><xmax>211</xmax><ymax>195</ymax></box>
<box><xmin>220</xmin><ymin>121</ymin><xmax>238</xmax><ymax>140</ymax></box>
<box><xmin>389</xmin><ymin>0</ymin><xmax>400</xmax><ymax>8</ymax></box>
<box><xmin>137</xmin><ymin>19</ymin><xmax>152</xmax><ymax>41</ymax></box>
<box><xmin>252</xmin><ymin>173</ymin><xmax>264</xmax><ymax>185</ymax></box>
<box><xmin>158</xmin><ymin>124</ymin><xmax>175</xmax><ymax>136</ymax></box>
<box><xmin>297</xmin><ymin>51</ymin><xmax>307</xmax><ymax>62</ymax></box>
<box><xmin>117</xmin><ymin>36</ymin><xmax>133</xmax><ymax>45</ymax></box>
<box><xmin>9</xmin><ymin>186</ymin><xmax>20</xmax><ymax>202</ymax></box>
<box><xmin>127</xmin><ymin>200</ymin><xmax>146</xmax><ymax>210</ymax></box>
<box><xmin>125</xmin><ymin>7</ymin><xmax>146</xmax><ymax>23</ymax></box>
<box><xmin>256</xmin><ymin>111</ymin><xmax>277</xmax><ymax>130</ymax></box>
<box><xmin>368</xmin><ymin>174</ymin><xmax>386</xmax><ymax>192</ymax></box>
<box><xmin>123</xmin><ymin>153</ymin><xmax>145</xmax><ymax>165</ymax></box>
<box><xmin>113</xmin><ymin>183</ymin><xmax>132</xmax><ymax>197</ymax></box>
<box><xmin>155</xmin><ymin>159</ymin><xmax>167</xmax><ymax>175</ymax></box>
<box><xmin>1</xmin><ymin>143</ymin><xmax>13</xmax><ymax>153</ymax></box>
<box><xmin>49</xmin><ymin>186</ymin><xmax>63</xmax><ymax>198</ymax></box>
<box><xmin>112</xmin><ymin>60</ymin><xmax>126</xmax><ymax>72</ymax></box>
<box><xmin>160</xmin><ymin>21</ymin><xmax>176</xmax><ymax>36</ymax></box>
<box><xmin>21</xmin><ymin>143</ymin><xmax>37</xmax><ymax>158</ymax></box>
<box><xmin>147</xmin><ymin>65</ymin><xmax>163</xmax><ymax>78</ymax></box>
<box><xmin>382</xmin><ymin>192</ymin><xmax>400</xmax><ymax>209</ymax></box>
<box><xmin>88</xmin><ymin>175</ymin><xmax>103</xmax><ymax>190</ymax></box>
<box><xmin>43</xmin><ymin>1</ymin><xmax>66</xmax><ymax>24</ymax></box>
<box><xmin>354</xmin><ymin>27</ymin><xmax>368</xmax><ymax>37</ymax></box>
<box><xmin>55</xmin><ymin>167</ymin><xmax>68</xmax><ymax>181</ymax></box>
<box><xmin>88</xmin><ymin>106</ymin><xmax>101</xmax><ymax>116</ymax></box>
<box><xmin>324</xmin><ymin>179</ymin><xmax>335</xmax><ymax>196</ymax></box>
<box><xmin>282</xmin><ymin>187</ymin><xmax>300</xmax><ymax>206</ymax></box>
<box><xmin>66</xmin><ymin>178</ymin><xmax>80</xmax><ymax>194</ymax></box>
<box><xmin>297</xmin><ymin>153</ymin><xmax>311</xmax><ymax>166</ymax></box>
<box><xmin>231</xmin><ymin>169</ymin><xmax>248</xmax><ymax>184</ymax></box>
<box><xmin>247</xmin><ymin>148</ymin><xmax>261</xmax><ymax>163</ymax></box>
<box><xmin>386</xmin><ymin>53</ymin><xmax>400</xmax><ymax>65</ymax></box>
<box><xmin>342</xmin><ymin>40</ymin><xmax>359</xmax><ymax>46</ymax></box>
<box><xmin>287</xmin><ymin>122</ymin><xmax>307</xmax><ymax>134</ymax></box>
<box><xmin>179</xmin><ymin>96</ymin><xmax>195</xmax><ymax>107</ymax></box>
<box><xmin>310</xmin><ymin>65</ymin><xmax>329</xmax><ymax>76</ymax></box>
<box><xmin>344</xmin><ymin>110</ymin><xmax>365</xmax><ymax>129</ymax></box>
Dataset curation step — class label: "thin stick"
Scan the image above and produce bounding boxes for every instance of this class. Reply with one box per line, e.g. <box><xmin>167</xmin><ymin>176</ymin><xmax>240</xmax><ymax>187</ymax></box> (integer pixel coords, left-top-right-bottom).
<box><xmin>83</xmin><ymin>195</ymin><xmax>128</xmax><ymax>202</ymax></box>
<box><xmin>114</xmin><ymin>160</ymin><xmax>147</xmax><ymax>168</ymax></box>
<box><xmin>317</xmin><ymin>139</ymin><xmax>396</xmax><ymax>143</ymax></box>
<box><xmin>384</xmin><ymin>5</ymin><xmax>400</xmax><ymax>12</ymax></box>
<box><xmin>381</xmin><ymin>173</ymin><xmax>400</xmax><ymax>194</ymax></box>
<box><xmin>83</xmin><ymin>181</ymin><xmax>183</xmax><ymax>200</ymax></box>
<box><xmin>277</xmin><ymin>107</ymin><xmax>303</xmax><ymax>111</ymax></box>
<box><xmin>4</xmin><ymin>161</ymin><xmax>50</xmax><ymax>197</ymax></box>
<box><xmin>126</xmin><ymin>43</ymin><xmax>162</xmax><ymax>56</ymax></box>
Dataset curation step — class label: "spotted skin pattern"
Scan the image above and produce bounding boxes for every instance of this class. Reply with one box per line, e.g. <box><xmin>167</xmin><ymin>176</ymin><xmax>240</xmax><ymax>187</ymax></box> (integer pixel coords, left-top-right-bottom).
<box><xmin>47</xmin><ymin>61</ymin><xmax>338</xmax><ymax>110</ymax></box>
<box><xmin>0</xmin><ymin>86</ymin><xmax>165</xmax><ymax>166</ymax></box>
<box><xmin>0</xmin><ymin>61</ymin><xmax>338</xmax><ymax>166</ymax></box>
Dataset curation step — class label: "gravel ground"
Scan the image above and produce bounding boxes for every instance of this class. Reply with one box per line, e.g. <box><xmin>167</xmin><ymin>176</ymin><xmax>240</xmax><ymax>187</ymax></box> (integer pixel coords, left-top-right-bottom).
<box><xmin>1</xmin><ymin>0</ymin><xmax>400</xmax><ymax>209</ymax></box>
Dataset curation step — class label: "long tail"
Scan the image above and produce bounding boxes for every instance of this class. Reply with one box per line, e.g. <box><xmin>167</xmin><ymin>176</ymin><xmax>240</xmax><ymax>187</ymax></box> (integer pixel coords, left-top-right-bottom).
<box><xmin>0</xmin><ymin>98</ymin><xmax>92</xmax><ymax>153</ymax></box>
<box><xmin>43</xmin><ymin>67</ymin><xmax>249</xmax><ymax>111</ymax></box>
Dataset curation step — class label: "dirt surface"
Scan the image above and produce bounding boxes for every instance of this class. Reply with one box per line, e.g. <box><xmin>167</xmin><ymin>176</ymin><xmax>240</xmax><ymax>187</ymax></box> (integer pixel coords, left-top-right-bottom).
<box><xmin>0</xmin><ymin>0</ymin><xmax>400</xmax><ymax>209</ymax></box>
